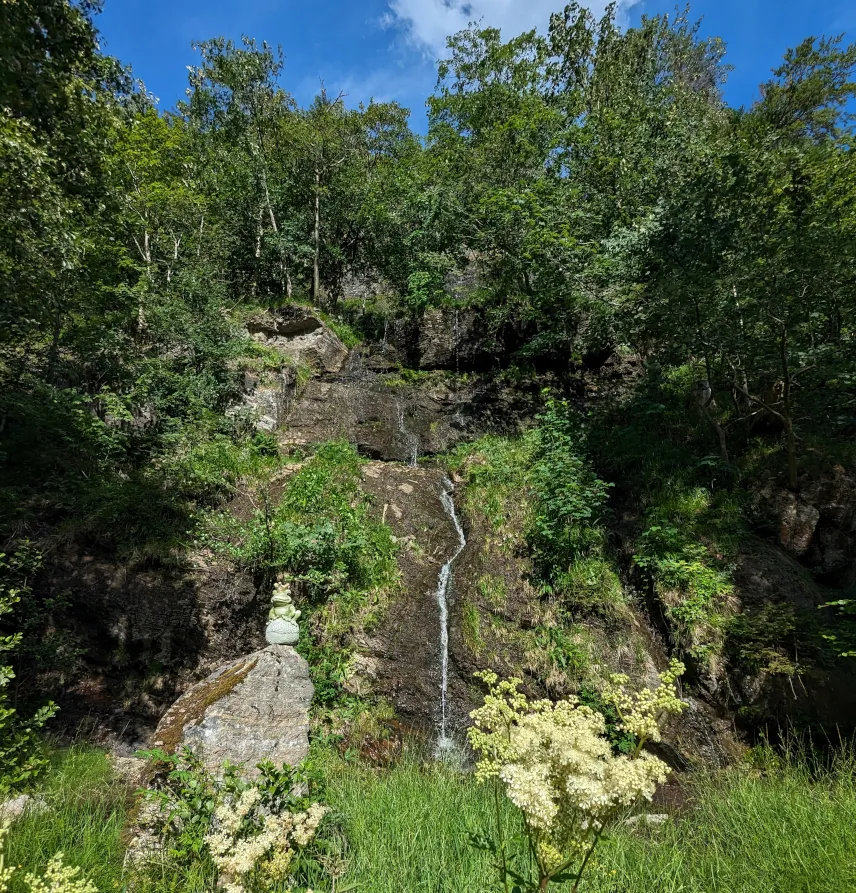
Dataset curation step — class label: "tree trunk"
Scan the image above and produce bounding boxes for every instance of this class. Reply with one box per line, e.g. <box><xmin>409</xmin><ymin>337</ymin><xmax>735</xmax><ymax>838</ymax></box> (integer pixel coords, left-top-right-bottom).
<box><xmin>780</xmin><ymin>330</ymin><xmax>798</xmax><ymax>490</ymax></box>
<box><xmin>702</xmin><ymin>403</ymin><xmax>730</xmax><ymax>465</ymax></box>
<box><xmin>784</xmin><ymin>417</ymin><xmax>798</xmax><ymax>491</ymax></box>
<box><xmin>251</xmin><ymin>206</ymin><xmax>263</xmax><ymax>298</ymax></box>
<box><xmin>312</xmin><ymin>166</ymin><xmax>321</xmax><ymax>305</ymax></box>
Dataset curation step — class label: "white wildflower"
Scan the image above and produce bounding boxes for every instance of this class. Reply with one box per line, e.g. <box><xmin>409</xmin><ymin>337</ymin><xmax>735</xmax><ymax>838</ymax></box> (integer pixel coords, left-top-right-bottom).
<box><xmin>469</xmin><ymin>661</ymin><xmax>685</xmax><ymax>892</ymax></box>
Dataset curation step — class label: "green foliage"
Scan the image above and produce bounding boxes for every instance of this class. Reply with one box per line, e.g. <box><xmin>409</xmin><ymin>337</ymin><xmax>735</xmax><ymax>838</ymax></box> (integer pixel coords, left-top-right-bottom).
<box><xmin>6</xmin><ymin>740</ymin><xmax>856</xmax><ymax>893</ymax></box>
<box><xmin>528</xmin><ymin>398</ymin><xmax>612</xmax><ymax>570</ymax></box>
<box><xmin>201</xmin><ymin>440</ymin><xmax>396</xmax><ymax>598</ymax></box>
<box><xmin>0</xmin><ymin>546</ymin><xmax>56</xmax><ymax>794</ymax></box>
<box><xmin>725</xmin><ymin>604</ymin><xmax>804</xmax><ymax>676</ymax></box>
<box><xmin>633</xmin><ymin>482</ymin><xmax>738</xmax><ymax>656</ymax></box>
<box><xmin>200</xmin><ymin>440</ymin><xmax>397</xmax><ymax>711</ymax></box>
<box><xmin>134</xmin><ymin>747</ymin><xmax>330</xmax><ymax>892</ymax></box>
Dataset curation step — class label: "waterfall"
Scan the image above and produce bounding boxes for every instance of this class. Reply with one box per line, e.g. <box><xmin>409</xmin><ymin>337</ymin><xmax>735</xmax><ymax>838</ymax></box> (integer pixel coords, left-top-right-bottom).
<box><xmin>436</xmin><ymin>478</ymin><xmax>467</xmax><ymax>751</ymax></box>
<box><xmin>396</xmin><ymin>401</ymin><xmax>419</xmax><ymax>468</ymax></box>
<box><xmin>453</xmin><ymin>309</ymin><xmax>460</xmax><ymax>376</ymax></box>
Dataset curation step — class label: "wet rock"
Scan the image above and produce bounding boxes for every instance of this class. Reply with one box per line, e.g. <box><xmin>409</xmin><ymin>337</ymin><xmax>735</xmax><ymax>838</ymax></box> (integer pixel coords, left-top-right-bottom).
<box><xmin>283</xmin><ymin>370</ymin><xmax>537</xmax><ymax>463</ymax></box>
<box><xmin>356</xmin><ymin>463</ymin><xmax>473</xmax><ymax>737</ymax></box>
<box><xmin>151</xmin><ymin>645</ymin><xmax>313</xmax><ymax>776</ymax></box>
<box><xmin>418</xmin><ymin>308</ymin><xmax>496</xmax><ymax>370</ymax></box>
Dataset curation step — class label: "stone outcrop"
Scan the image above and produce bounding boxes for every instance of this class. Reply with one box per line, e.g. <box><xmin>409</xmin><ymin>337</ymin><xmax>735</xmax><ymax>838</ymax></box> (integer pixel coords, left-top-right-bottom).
<box><xmin>282</xmin><ymin>360</ymin><xmax>539</xmax><ymax>463</ymax></box>
<box><xmin>230</xmin><ymin>367</ymin><xmax>300</xmax><ymax>432</ymax></box>
<box><xmin>151</xmin><ymin>645</ymin><xmax>313</xmax><ymax>776</ymax></box>
<box><xmin>369</xmin><ymin>307</ymin><xmax>516</xmax><ymax>373</ymax></box>
<box><xmin>758</xmin><ymin>467</ymin><xmax>856</xmax><ymax>583</ymax></box>
<box><xmin>417</xmin><ymin>308</ymin><xmax>497</xmax><ymax>371</ymax></box>
<box><xmin>248</xmin><ymin>307</ymin><xmax>348</xmax><ymax>374</ymax></box>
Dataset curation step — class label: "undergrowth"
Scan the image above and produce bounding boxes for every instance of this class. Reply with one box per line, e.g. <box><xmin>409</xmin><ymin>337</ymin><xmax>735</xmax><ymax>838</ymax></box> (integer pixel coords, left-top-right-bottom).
<box><xmin>199</xmin><ymin>440</ymin><xmax>398</xmax><ymax>712</ymax></box>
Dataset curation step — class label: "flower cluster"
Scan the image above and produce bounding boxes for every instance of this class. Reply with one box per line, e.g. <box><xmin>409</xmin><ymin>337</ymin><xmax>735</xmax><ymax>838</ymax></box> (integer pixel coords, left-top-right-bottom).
<box><xmin>468</xmin><ymin>661</ymin><xmax>686</xmax><ymax>889</ymax></box>
<box><xmin>204</xmin><ymin>786</ymin><xmax>328</xmax><ymax>893</ymax></box>
<box><xmin>135</xmin><ymin>749</ymin><xmax>328</xmax><ymax>893</ymax></box>
<box><xmin>601</xmin><ymin>658</ymin><xmax>686</xmax><ymax>744</ymax></box>
<box><xmin>0</xmin><ymin>827</ymin><xmax>96</xmax><ymax>893</ymax></box>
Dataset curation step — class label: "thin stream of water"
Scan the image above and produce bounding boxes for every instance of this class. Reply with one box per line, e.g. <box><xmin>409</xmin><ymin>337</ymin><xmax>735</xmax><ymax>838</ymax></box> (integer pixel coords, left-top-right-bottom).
<box><xmin>396</xmin><ymin>401</ymin><xmax>419</xmax><ymax>468</ymax></box>
<box><xmin>436</xmin><ymin>478</ymin><xmax>467</xmax><ymax>751</ymax></box>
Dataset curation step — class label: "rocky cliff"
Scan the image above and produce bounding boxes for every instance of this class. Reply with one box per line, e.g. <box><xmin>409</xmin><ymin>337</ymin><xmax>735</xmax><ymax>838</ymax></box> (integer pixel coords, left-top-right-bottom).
<box><xmin>37</xmin><ymin>305</ymin><xmax>856</xmax><ymax>765</ymax></box>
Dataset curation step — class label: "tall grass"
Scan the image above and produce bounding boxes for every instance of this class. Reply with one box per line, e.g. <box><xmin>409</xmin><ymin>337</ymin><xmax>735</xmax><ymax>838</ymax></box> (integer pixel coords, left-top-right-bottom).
<box><xmin>5</xmin><ymin>744</ymin><xmax>856</xmax><ymax>893</ymax></box>
<box><xmin>4</xmin><ymin>746</ymin><xmax>127</xmax><ymax>892</ymax></box>
<box><xmin>325</xmin><ymin>745</ymin><xmax>856</xmax><ymax>893</ymax></box>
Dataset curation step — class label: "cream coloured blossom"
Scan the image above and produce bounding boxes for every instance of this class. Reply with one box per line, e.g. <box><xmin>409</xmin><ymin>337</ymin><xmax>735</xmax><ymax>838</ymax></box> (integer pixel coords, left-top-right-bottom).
<box><xmin>0</xmin><ymin>827</ymin><xmax>97</xmax><ymax>893</ymax></box>
<box><xmin>469</xmin><ymin>661</ymin><xmax>685</xmax><ymax>891</ymax></box>
<box><xmin>204</xmin><ymin>793</ymin><xmax>329</xmax><ymax>892</ymax></box>
<box><xmin>601</xmin><ymin>658</ymin><xmax>686</xmax><ymax>744</ymax></box>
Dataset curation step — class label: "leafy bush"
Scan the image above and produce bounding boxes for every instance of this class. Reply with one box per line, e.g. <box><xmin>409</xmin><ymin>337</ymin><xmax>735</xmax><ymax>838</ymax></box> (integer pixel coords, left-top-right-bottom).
<box><xmin>633</xmin><ymin>482</ymin><xmax>739</xmax><ymax>660</ymax></box>
<box><xmin>201</xmin><ymin>440</ymin><xmax>396</xmax><ymax>599</ymax></box>
<box><xmin>528</xmin><ymin>397</ymin><xmax>613</xmax><ymax>573</ymax></box>
<box><xmin>0</xmin><ymin>546</ymin><xmax>56</xmax><ymax>794</ymax></box>
<box><xmin>468</xmin><ymin>661</ymin><xmax>685</xmax><ymax>892</ymax></box>
<box><xmin>135</xmin><ymin>748</ymin><xmax>330</xmax><ymax>893</ymax></box>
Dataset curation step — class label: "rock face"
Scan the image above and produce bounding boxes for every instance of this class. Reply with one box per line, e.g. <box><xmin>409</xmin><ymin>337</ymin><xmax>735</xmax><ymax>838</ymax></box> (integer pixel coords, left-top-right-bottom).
<box><xmin>759</xmin><ymin>467</ymin><xmax>856</xmax><ymax>583</ymax></box>
<box><xmin>151</xmin><ymin>645</ymin><xmax>313</xmax><ymax>775</ymax></box>
<box><xmin>283</xmin><ymin>356</ymin><xmax>539</xmax><ymax>463</ymax></box>
<box><xmin>355</xmin><ymin>462</ymin><xmax>473</xmax><ymax>737</ymax></box>
<box><xmin>248</xmin><ymin>307</ymin><xmax>348</xmax><ymax>374</ymax></box>
<box><xmin>373</xmin><ymin>307</ymin><xmax>517</xmax><ymax>372</ymax></box>
<box><xmin>231</xmin><ymin>368</ymin><xmax>300</xmax><ymax>432</ymax></box>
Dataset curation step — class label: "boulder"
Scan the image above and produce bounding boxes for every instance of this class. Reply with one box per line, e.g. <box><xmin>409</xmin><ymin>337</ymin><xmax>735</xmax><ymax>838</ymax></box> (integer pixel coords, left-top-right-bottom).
<box><xmin>771</xmin><ymin>490</ymin><xmax>819</xmax><ymax>556</ymax></box>
<box><xmin>151</xmin><ymin>645</ymin><xmax>313</xmax><ymax>775</ymax></box>
<box><xmin>0</xmin><ymin>793</ymin><xmax>48</xmax><ymax>824</ymax></box>
<box><xmin>248</xmin><ymin>308</ymin><xmax>348</xmax><ymax>374</ymax></box>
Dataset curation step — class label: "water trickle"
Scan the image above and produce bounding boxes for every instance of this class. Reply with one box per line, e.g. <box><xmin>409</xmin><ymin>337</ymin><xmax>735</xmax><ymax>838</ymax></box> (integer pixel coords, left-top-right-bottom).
<box><xmin>435</xmin><ymin>478</ymin><xmax>467</xmax><ymax>751</ymax></box>
<box><xmin>453</xmin><ymin>309</ymin><xmax>460</xmax><ymax>376</ymax></box>
<box><xmin>396</xmin><ymin>401</ymin><xmax>419</xmax><ymax>468</ymax></box>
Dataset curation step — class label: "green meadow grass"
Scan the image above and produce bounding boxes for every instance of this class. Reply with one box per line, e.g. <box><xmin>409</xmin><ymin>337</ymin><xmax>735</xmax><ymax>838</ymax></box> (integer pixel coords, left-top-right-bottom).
<box><xmin>5</xmin><ymin>743</ymin><xmax>856</xmax><ymax>893</ymax></box>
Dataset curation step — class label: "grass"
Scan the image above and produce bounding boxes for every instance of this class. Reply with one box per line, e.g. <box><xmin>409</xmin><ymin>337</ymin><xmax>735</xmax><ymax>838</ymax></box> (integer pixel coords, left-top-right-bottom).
<box><xmin>4</xmin><ymin>746</ymin><xmax>127</xmax><ymax>892</ymax></box>
<box><xmin>323</xmin><ymin>745</ymin><xmax>856</xmax><ymax>893</ymax></box>
<box><xmin>324</xmin><ymin>752</ymin><xmax>518</xmax><ymax>893</ymax></box>
<box><xmin>6</xmin><ymin>743</ymin><xmax>856</xmax><ymax>893</ymax></box>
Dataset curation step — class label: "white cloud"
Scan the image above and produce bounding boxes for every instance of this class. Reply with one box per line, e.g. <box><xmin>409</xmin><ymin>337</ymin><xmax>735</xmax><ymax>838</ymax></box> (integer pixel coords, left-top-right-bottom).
<box><xmin>385</xmin><ymin>0</ymin><xmax>639</xmax><ymax>57</ymax></box>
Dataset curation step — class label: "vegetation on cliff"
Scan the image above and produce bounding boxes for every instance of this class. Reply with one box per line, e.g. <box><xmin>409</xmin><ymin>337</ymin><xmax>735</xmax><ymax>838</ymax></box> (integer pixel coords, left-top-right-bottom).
<box><xmin>1</xmin><ymin>0</ymin><xmax>856</xmax><ymax>889</ymax></box>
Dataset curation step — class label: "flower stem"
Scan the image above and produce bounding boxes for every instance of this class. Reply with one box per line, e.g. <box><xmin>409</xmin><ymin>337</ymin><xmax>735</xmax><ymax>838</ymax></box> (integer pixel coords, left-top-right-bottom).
<box><xmin>494</xmin><ymin>778</ymin><xmax>510</xmax><ymax>893</ymax></box>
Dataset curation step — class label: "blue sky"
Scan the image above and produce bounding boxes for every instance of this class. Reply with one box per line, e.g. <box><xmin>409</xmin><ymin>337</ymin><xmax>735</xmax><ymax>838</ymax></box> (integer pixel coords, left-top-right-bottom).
<box><xmin>97</xmin><ymin>0</ymin><xmax>855</xmax><ymax>130</ymax></box>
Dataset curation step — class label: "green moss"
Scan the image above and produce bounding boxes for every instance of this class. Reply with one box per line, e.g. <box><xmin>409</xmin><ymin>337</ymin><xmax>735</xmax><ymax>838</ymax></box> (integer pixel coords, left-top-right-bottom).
<box><xmin>151</xmin><ymin>658</ymin><xmax>257</xmax><ymax>756</ymax></box>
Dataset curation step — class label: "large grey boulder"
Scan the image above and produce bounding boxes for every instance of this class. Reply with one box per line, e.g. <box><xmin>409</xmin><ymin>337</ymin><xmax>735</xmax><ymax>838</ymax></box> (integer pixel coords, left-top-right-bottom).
<box><xmin>151</xmin><ymin>645</ymin><xmax>313</xmax><ymax>775</ymax></box>
<box><xmin>248</xmin><ymin>308</ymin><xmax>348</xmax><ymax>374</ymax></box>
